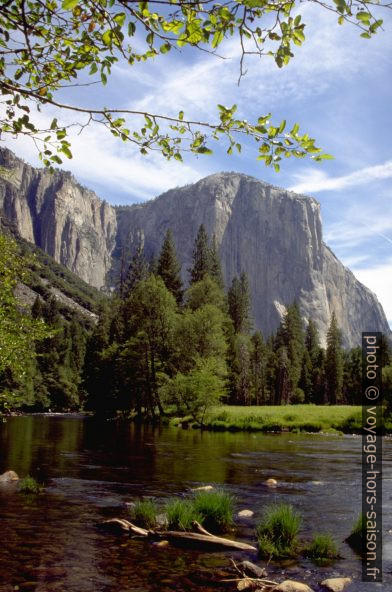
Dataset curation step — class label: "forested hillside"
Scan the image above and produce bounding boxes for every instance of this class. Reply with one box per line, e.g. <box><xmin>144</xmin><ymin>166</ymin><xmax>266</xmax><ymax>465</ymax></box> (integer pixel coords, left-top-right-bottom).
<box><xmin>1</xmin><ymin>224</ymin><xmax>391</xmax><ymax>421</ymax></box>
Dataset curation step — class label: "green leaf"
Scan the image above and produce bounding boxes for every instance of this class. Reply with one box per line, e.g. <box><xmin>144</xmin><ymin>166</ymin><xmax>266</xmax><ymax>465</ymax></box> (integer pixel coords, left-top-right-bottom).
<box><xmin>114</xmin><ymin>13</ymin><xmax>126</xmax><ymax>27</ymax></box>
<box><xmin>62</xmin><ymin>0</ymin><xmax>79</xmax><ymax>9</ymax></box>
<box><xmin>178</xmin><ymin>111</ymin><xmax>184</xmax><ymax>121</ymax></box>
<box><xmin>102</xmin><ymin>30</ymin><xmax>112</xmax><ymax>46</ymax></box>
<box><xmin>60</xmin><ymin>145</ymin><xmax>72</xmax><ymax>159</ymax></box>
<box><xmin>196</xmin><ymin>146</ymin><xmax>213</xmax><ymax>154</ymax></box>
<box><xmin>212</xmin><ymin>30</ymin><xmax>224</xmax><ymax>49</ymax></box>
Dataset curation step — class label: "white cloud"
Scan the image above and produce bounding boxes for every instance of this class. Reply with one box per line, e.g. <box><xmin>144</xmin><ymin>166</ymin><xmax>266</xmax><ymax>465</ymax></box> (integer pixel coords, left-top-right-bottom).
<box><xmin>289</xmin><ymin>161</ymin><xmax>392</xmax><ymax>194</ymax></box>
<box><xmin>352</xmin><ymin>260</ymin><xmax>392</xmax><ymax>325</ymax></box>
<box><xmin>2</xmin><ymin>106</ymin><xmax>204</xmax><ymax>202</ymax></box>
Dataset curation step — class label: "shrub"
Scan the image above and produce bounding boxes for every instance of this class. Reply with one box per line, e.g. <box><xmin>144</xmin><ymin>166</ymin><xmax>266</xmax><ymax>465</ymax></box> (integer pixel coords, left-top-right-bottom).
<box><xmin>18</xmin><ymin>475</ymin><xmax>41</xmax><ymax>494</ymax></box>
<box><xmin>128</xmin><ymin>499</ymin><xmax>157</xmax><ymax>529</ymax></box>
<box><xmin>305</xmin><ymin>533</ymin><xmax>338</xmax><ymax>561</ymax></box>
<box><xmin>192</xmin><ymin>489</ymin><xmax>235</xmax><ymax>533</ymax></box>
<box><xmin>166</xmin><ymin>499</ymin><xmax>201</xmax><ymax>531</ymax></box>
<box><xmin>256</xmin><ymin>503</ymin><xmax>301</xmax><ymax>558</ymax></box>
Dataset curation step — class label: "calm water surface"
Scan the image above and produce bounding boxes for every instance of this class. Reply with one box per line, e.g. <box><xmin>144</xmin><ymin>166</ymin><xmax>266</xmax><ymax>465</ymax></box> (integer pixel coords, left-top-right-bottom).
<box><xmin>0</xmin><ymin>416</ymin><xmax>391</xmax><ymax>592</ymax></box>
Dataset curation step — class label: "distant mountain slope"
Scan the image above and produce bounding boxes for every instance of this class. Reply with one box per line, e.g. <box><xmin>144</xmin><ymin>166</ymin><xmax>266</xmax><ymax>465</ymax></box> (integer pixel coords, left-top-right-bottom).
<box><xmin>0</xmin><ymin>147</ymin><xmax>389</xmax><ymax>347</ymax></box>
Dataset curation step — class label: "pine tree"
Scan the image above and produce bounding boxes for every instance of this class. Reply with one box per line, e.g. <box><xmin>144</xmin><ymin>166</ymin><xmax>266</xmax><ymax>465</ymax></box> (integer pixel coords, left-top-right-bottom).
<box><xmin>250</xmin><ymin>331</ymin><xmax>267</xmax><ymax>405</ymax></box>
<box><xmin>228</xmin><ymin>272</ymin><xmax>252</xmax><ymax>334</ymax></box>
<box><xmin>209</xmin><ymin>234</ymin><xmax>224</xmax><ymax>288</ymax></box>
<box><xmin>325</xmin><ymin>312</ymin><xmax>343</xmax><ymax>404</ymax></box>
<box><xmin>303</xmin><ymin>319</ymin><xmax>322</xmax><ymax>402</ymax></box>
<box><xmin>189</xmin><ymin>224</ymin><xmax>210</xmax><ymax>284</ymax></box>
<box><xmin>275</xmin><ymin>302</ymin><xmax>305</xmax><ymax>398</ymax></box>
<box><xmin>274</xmin><ymin>347</ymin><xmax>291</xmax><ymax>405</ymax></box>
<box><xmin>157</xmin><ymin>229</ymin><xmax>183</xmax><ymax>304</ymax></box>
<box><xmin>342</xmin><ymin>347</ymin><xmax>362</xmax><ymax>404</ymax></box>
<box><xmin>124</xmin><ymin>242</ymin><xmax>149</xmax><ymax>293</ymax></box>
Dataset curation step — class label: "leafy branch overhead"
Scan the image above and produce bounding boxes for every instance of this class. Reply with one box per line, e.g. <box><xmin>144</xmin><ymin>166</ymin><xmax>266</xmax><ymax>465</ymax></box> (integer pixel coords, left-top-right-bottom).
<box><xmin>0</xmin><ymin>0</ymin><xmax>389</xmax><ymax>169</ymax></box>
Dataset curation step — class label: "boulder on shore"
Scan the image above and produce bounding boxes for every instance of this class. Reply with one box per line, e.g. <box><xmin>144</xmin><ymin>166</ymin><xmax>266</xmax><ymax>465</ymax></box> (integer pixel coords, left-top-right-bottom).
<box><xmin>0</xmin><ymin>470</ymin><xmax>19</xmax><ymax>482</ymax></box>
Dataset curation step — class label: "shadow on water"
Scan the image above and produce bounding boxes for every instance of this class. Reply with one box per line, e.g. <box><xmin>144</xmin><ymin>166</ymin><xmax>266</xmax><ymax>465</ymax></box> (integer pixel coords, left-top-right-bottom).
<box><xmin>0</xmin><ymin>416</ymin><xmax>390</xmax><ymax>591</ymax></box>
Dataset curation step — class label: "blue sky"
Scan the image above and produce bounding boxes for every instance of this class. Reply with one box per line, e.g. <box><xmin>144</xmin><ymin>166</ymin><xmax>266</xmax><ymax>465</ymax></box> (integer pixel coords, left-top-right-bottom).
<box><xmin>5</xmin><ymin>4</ymin><xmax>392</xmax><ymax>326</ymax></box>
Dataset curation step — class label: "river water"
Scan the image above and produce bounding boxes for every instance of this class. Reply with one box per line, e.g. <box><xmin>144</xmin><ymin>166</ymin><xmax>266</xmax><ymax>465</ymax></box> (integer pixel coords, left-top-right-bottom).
<box><xmin>0</xmin><ymin>416</ymin><xmax>390</xmax><ymax>591</ymax></box>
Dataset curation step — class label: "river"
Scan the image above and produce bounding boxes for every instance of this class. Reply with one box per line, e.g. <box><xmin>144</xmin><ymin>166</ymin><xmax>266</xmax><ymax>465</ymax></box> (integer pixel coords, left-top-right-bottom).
<box><xmin>0</xmin><ymin>416</ymin><xmax>390</xmax><ymax>591</ymax></box>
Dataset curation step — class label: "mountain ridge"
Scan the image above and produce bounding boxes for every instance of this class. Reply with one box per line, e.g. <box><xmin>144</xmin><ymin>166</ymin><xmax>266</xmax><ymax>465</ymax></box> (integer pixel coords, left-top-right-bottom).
<box><xmin>0</xmin><ymin>147</ymin><xmax>389</xmax><ymax>347</ymax></box>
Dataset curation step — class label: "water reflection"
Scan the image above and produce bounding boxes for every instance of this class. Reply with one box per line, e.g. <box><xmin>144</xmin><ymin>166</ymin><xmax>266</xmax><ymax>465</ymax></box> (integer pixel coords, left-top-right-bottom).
<box><xmin>0</xmin><ymin>416</ymin><xmax>390</xmax><ymax>591</ymax></box>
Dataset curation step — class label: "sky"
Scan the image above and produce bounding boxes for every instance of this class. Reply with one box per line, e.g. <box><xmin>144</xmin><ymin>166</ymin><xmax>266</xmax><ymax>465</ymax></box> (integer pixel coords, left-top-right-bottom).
<box><xmin>4</xmin><ymin>3</ymin><xmax>392</xmax><ymax>326</ymax></box>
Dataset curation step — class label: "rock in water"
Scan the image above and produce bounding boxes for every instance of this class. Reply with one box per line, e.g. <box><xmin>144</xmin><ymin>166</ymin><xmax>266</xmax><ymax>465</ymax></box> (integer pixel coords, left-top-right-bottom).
<box><xmin>320</xmin><ymin>577</ymin><xmax>352</xmax><ymax>592</ymax></box>
<box><xmin>0</xmin><ymin>470</ymin><xmax>19</xmax><ymax>482</ymax></box>
<box><xmin>266</xmin><ymin>478</ymin><xmax>278</xmax><ymax>487</ymax></box>
<box><xmin>237</xmin><ymin>509</ymin><xmax>254</xmax><ymax>518</ymax></box>
<box><xmin>1</xmin><ymin>149</ymin><xmax>389</xmax><ymax>347</ymax></box>
<box><xmin>276</xmin><ymin>581</ymin><xmax>314</xmax><ymax>592</ymax></box>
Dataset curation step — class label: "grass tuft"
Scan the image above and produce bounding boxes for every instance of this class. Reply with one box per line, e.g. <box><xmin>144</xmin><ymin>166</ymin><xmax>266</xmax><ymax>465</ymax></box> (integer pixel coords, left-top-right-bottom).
<box><xmin>345</xmin><ymin>511</ymin><xmax>364</xmax><ymax>552</ymax></box>
<box><xmin>166</xmin><ymin>498</ymin><xmax>201</xmax><ymax>531</ymax></box>
<box><xmin>18</xmin><ymin>475</ymin><xmax>41</xmax><ymax>494</ymax></box>
<box><xmin>256</xmin><ymin>503</ymin><xmax>301</xmax><ymax>558</ymax></box>
<box><xmin>128</xmin><ymin>499</ymin><xmax>158</xmax><ymax>529</ymax></box>
<box><xmin>304</xmin><ymin>532</ymin><xmax>338</xmax><ymax>561</ymax></box>
<box><xmin>192</xmin><ymin>489</ymin><xmax>235</xmax><ymax>533</ymax></box>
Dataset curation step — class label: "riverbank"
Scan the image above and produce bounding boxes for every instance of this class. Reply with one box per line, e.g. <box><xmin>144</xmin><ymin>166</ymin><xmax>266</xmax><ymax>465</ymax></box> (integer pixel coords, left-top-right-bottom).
<box><xmin>170</xmin><ymin>404</ymin><xmax>390</xmax><ymax>434</ymax></box>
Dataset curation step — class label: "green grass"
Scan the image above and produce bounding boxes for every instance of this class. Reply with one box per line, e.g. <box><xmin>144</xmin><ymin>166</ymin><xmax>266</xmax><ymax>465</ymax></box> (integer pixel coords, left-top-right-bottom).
<box><xmin>166</xmin><ymin>499</ymin><xmax>202</xmax><ymax>531</ymax></box>
<box><xmin>256</xmin><ymin>503</ymin><xmax>301</xmax><ymax>558</ymax></box>
<box><xmin>304</xmin><ymin>533</ymin><xmax>338</xmax><ymax>561</ymax></box>
<box><xmin>18</xmin><ymin>475</ymin><xmax>41</xmax><ymax>494</ymax></box>
<box><xmin>128</xmin><ymin>499</ymin><xmax>158</xmax><ymax>529</ymax></box>
<box><xmin>199</xmin><ymin>405</ymin><xmax>363</xmax><ymax>434</ymax></box>
<box><xmin>345</xmin><ymin>512</ymin><xmax>364</xmax><ymax>552</ymax></box>
<box><xmin>192</xmin><ymin>489</ymin><xmax>235</xmax><ymax>533</ymax></box>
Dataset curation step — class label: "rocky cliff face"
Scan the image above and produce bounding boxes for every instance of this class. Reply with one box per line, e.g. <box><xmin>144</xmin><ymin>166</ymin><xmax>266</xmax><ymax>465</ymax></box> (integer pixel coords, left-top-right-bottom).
<box><xmin>0</xmin><ymin>148</ymin><xmax>117</xmax><ymax>288</ymax></box>
<box><xmin>0</xmin><ymin>148</ymin><xmax>389</xmax><ymax>347</ymax></box>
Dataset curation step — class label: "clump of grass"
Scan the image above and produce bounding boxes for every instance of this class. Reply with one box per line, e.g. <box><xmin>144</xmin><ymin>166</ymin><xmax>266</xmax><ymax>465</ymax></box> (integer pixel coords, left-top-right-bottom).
<box><xmin>18</xmin><ymin>475</ymin><xmax>41</xmax><ymax>494</ymax></box>
<box><xmin>345</xmin><ymin>512</ymin><xmax>364</xmax><ymax>552</ymax></box>
<box><xmin>256</xmin><ymin>503</ymin><xmax>301</xmax><ymax>558</ymax></box>
<box><xmin>128</xmin><ymin>499</ymin><xmax>158</xmax><ymax>529</ymax></box>
<box><xmin>304</xmin><ymin>533</ymin><xmax>338</xmax><ymax>561</ymax></box>
<box><xmin>166</xmin><ymin>498</ymin><xmax>202</xmax><ymax>531</ymax></box>
<box><xmin>192</xmin><ymin>489</ymin><xmax>235</xmax><ymax>533</ymax></box>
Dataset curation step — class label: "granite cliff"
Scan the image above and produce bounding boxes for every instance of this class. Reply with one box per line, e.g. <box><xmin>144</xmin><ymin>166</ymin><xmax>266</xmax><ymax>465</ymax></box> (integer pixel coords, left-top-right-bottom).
<box><xmin>0</xmin><ymin>148</ymin><xmax>389</xmax><ymax>347</ymax></box>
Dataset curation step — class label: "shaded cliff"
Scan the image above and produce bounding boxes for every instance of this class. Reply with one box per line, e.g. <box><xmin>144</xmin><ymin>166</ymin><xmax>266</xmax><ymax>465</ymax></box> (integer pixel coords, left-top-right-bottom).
<box><xmin>0</xmin><ymin>148</ymin><xmax>389</xmax><ymax>347</ymax></box>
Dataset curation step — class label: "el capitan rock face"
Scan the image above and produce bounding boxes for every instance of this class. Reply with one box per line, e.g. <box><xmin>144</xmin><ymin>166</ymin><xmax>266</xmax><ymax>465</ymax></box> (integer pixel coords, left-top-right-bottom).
<box><xmin>0</xmin><ymin>148</ymin><xmax>389</xmax><ymax>347</ymax></box>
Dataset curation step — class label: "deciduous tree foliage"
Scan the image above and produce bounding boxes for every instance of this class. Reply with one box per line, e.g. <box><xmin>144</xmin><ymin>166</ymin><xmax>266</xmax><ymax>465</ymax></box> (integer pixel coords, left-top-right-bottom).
<box><xmin>1</xmin><ymin>0</ymin><xmax>388</xmax><ymax>168</ymax></box>
<box><xmin>0</xmin><ymin>235</ymin><xmax>50</xmax><ymax>379</ymax></box>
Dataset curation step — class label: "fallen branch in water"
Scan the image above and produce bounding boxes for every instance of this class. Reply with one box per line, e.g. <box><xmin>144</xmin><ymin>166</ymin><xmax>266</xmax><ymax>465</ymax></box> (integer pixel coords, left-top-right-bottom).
<box><xmin>99</xmin><ymin>518</ymin><xmax>257</xmax><ymax>551</ymax></box>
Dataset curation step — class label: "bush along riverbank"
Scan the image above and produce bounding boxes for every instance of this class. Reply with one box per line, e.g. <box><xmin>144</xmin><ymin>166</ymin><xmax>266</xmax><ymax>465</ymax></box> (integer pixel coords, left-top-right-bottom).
<box><xmin>100</xmin><ymin>489</ymin><xmax>360</xmax><ymax>592</ymax></box>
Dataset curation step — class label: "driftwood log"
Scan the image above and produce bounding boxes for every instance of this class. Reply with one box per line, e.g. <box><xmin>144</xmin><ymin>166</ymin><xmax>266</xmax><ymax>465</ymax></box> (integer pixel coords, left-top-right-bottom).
<box><xmin>100</xmin><ymin>518</ymin><xmax>257</xmax><ymax>552</ymax></box>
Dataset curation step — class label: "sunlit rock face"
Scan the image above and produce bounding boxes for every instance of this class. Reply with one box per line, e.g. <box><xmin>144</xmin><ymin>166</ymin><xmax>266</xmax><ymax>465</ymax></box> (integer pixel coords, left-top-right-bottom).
<box><xmin>1</xmin><ymin>149</ymin><xmax>389</xmax><ymax>347</ymax></box>
<box><xmin>0</xmin><ymin>148</ymin><xmax>117</xmax><ymax>288</ymax></box>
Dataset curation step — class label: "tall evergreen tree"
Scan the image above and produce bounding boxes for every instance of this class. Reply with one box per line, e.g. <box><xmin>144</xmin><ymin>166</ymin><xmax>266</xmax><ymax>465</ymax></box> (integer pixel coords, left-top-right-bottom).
<box><xmin>275</xmin><ymin>302</ymin><xmax>305</xmax><ymax>397</ymax></box>
<box><xmin>189</xmin><ymin>224</ymin><xmax>210</xmax><ymax>284</ymax></box>
<box><xmin>250</xmin><ymin>331</ymin><xmax>268</xmax><ymax>405</ymax></box>
<box><xmin>343</xmin><ymin>347</ymin><xmax>362</xmax><ymax>404</ymax></box>
<box><xmin>124</xmin><ymin>242</ymin><xmax>149</xmax><ymax>293</ymax></box>
<box><xmin>209</xmin><ymin>234</ymin><xmax>224</xmax><ymax>288</ymax></box>
<box><xmin>325</xmin><ymin>312</ymin><xmax>343</xmax><ymax>404</ymax></box>
<box><xmin>157</xmin><ymin>229</ymin><xmax>183</xmax><ymax>304</ymax></box>
<box><xmin>274</xmin><ymin>347</ymin><xmax>291</xmax><ymax>405</ymax></box>
<box><xmin>228</xmin><ymin>272</ymin><xmax>252</xmax><ymax>334</ymax></box>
